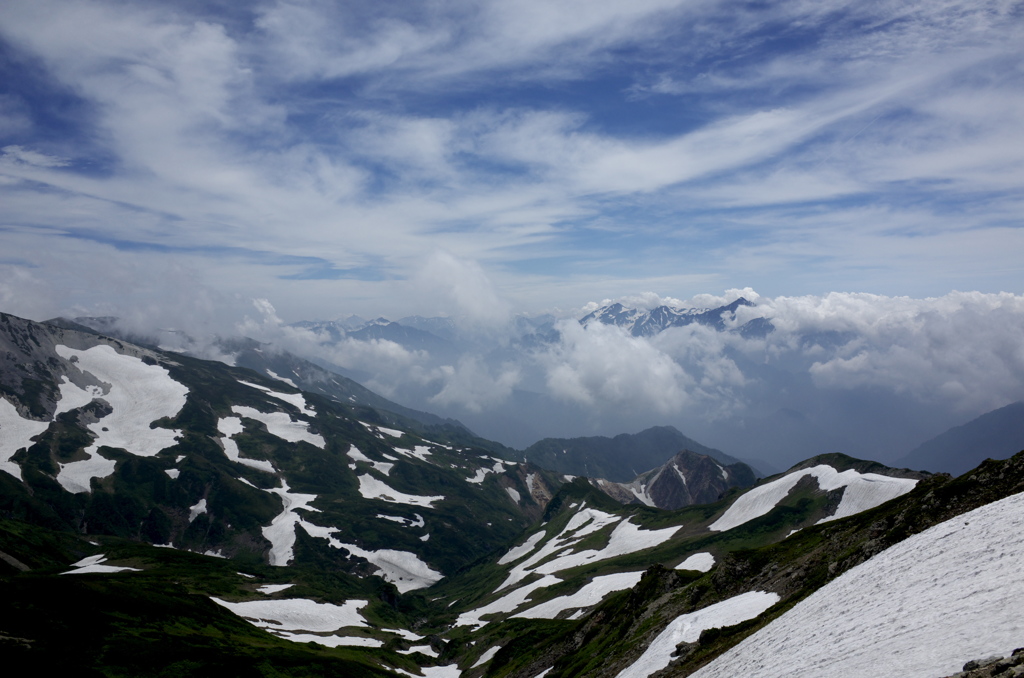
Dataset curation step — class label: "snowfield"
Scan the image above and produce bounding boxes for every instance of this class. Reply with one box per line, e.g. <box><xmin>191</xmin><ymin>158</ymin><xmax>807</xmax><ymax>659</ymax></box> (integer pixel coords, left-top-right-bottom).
<box><xmin>691</xmin><ymin>490</ymin><xmax>1024</xmax><ymax>678</ymax></box>
<box><xmin>498</xmin><ymin>507</ymin><xmax>623</xmax><ymax>590</ymax></box>
<box><xmin>529</xmin><ymin>519</ymin><xmax>680</xmax><ymax>578</ymax></box>
<box><xmin>54</xmin><ymin>344</ymin><xmax>189</xmax><ymax>493</ymax></box>
<box><xmin>211</xmin><ymin>597</ymin><xmax>368</xmax><ymax>632</ymax></box>
<box><xmin>262</xmin><ymin>479</ymin><xmax>322</xmax><ymax>566</ymax></box>
<box><xmin>709</xmin><ymin>464</ymin><xmax>917</xmax><ymax>532</ymax></box>
<box><xmin>455</xmin><ymin>574</ymin><xmax>563</xmax><ymax>629</ymax></box>
<box><xmin>616</xmin><ymin>591</ymin><xmax>780</xmax><ymax>678</ymax></box>
<box><xmin>513</xmin><ymin>571</ymin><xmax>645</xmax><ymax>620</ymax></box>
<box><xmin>326</xmin><ymin>540</ymin><xmax>443</xmax><ymax>593</ymax></box>
<box><xmin>0</xmin><ymin>397</ymin><xmax>50</xmax><ymax>480</ymax></box>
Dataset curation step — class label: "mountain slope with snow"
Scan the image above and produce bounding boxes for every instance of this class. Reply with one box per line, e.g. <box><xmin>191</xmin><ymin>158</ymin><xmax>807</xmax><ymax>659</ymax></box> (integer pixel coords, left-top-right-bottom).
<box><xmin>692</xmin><ymin>488</ymin><xmax>1024</xmax><ymax>678</ymax></box>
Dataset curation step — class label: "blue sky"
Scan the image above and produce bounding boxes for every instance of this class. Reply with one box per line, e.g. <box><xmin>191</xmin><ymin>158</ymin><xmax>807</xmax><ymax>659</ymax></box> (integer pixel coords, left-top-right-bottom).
<box><xmin>1</xmin><ymin>0</ymin><xmax>1022</xmax><ymax>323</ymax></box>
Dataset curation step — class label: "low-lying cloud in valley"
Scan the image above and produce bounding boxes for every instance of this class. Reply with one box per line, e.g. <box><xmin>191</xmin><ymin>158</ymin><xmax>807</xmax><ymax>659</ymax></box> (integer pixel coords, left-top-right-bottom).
<box><xmin>215</xmin><ymin>289</ymin><xmax>1024</xmax><ymax>470</ymax></box>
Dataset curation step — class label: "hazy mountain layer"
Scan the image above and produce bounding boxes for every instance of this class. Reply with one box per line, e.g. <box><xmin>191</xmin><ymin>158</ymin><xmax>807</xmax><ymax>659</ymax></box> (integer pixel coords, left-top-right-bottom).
<box><xmin>897</xmin><ymin>401</ymin><xmax>1024</xmax><ymax>476</ymax></box>
<box><xmin>520</xmin><ymin>426</ymin><xmax>751</xmax><ymax>483</ymax></box>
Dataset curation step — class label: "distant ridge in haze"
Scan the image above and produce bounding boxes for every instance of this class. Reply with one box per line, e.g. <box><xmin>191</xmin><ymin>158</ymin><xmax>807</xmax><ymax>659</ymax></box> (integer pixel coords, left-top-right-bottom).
<box><xmin>521</xmin><ymin>425</ymin><xmax>755</xmax><ymax>482</ymax></box>
<box><xmin>897</xmin><ymin>401</ymin><xmax>1024</xmax><ymax>476</ymax></box>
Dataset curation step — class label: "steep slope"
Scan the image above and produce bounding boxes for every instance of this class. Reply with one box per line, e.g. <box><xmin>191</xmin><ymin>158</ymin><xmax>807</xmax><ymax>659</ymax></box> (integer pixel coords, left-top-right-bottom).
<box><xmin>7</xmin><ymin>309</ymin><xmax>1024</xmax><ymax>678</ymax></box>
<box><xmin>591</xmin><ymin>450</ymin><xmax>756</xmax><ymax>510</ymax></box>
<box><xmin>691</xmin><ymin>487</ymin><xmax>1024</xmax><ymax>678</ymax></box>
<box><xmin>521</xmin><ymin>426</ymin><xmax>750</xmax><ymax>483</ymax></box>
<box><xmin>897</xmin><ymin>401</ymin><xmax>1024</xmax><ymax>476</ymax></box>
<box><xmin>46</xmin><ymin>315</ymin><xmax>509</xmax><ymax>454</ymax></box>
<box><xmin>0</xmin><ymin>311</ymin><xmax>559</xmax><ymax>591</ymax></box>
<box><xmin>467</xmin><ymin>453</ymin><xmax>1023</xmax><ymax>678</ymax></box>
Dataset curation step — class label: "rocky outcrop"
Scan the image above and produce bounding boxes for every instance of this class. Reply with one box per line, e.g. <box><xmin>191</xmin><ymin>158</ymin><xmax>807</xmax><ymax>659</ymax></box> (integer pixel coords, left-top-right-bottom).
<box><xmin>943</xmin><ymin>649</ymin><xmax>1024</xmax><ymax>677</ymax></box>
<box><xmin>592</xmin><ymin>449</ymin><xmax>756</xmax><ymax>509</ymax></box>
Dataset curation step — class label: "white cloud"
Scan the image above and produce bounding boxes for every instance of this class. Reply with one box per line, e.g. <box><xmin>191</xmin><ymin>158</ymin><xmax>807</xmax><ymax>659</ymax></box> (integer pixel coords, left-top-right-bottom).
<box><xmin>539</xmin><ymin>319</ymin><xmax>692</xmax><ymax>414</ymax></box>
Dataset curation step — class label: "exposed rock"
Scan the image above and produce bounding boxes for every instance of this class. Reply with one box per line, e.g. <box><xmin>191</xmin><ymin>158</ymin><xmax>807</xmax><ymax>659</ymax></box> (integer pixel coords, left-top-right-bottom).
<box><xmin>592</xmin><ymin>450</ymin><xmax>756</xmax><ymax>509</ymax></box>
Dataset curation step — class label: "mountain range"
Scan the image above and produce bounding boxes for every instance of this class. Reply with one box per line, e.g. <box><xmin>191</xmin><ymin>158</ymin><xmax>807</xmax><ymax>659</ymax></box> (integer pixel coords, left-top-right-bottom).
<box><xmin>1</xmin><ymin>309</ymin><xmax>1022</xmax><ymax>677</ymax></box>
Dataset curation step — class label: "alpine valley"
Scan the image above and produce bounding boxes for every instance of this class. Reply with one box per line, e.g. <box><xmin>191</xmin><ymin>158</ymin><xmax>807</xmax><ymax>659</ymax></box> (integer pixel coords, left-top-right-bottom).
<box><xmin>1</xmin><ymin>309</ymin><xmax>1023</xmax><ymax>678</ymax></box>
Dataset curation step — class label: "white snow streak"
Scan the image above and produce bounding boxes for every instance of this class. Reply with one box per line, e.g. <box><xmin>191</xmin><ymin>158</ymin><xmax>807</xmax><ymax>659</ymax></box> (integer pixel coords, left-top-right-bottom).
<box><xmin>262</xmin><ymin>479</ymin><xmax>321</xmax><ymax>566</ymax></box>
<box><xmin>231</xmin><ymin>406</ymin><xmax>325</xmax><ymax>449</ymax></box>
<box><xmin>265</xmin><ymin>370</ymin><xmax>298</xmax><ymax>388</ymax></box>
<box><xmin>357</xmin><ymin>475</ymin><xmax>444</xmax><ymax>508</ymax></box>
<box><xmin>498</xmin><ymin>532</ymin><xmax>545</xmax><ymax>565</ymax></box>
<box><xmin>238</xmin><ymin>380</ymin><xmax>314</xmax><ymax>415</ymax></box>
<box><xmin>506</xmin><ymin>487</ymin><xmax>522</xmax><ymax>503</ymax></box>
<box><xmin>211</xmin><ymin>597</ymin><xmax>368</xmax><ymax>632</ymax></box>
<box><xmin>616</xmin><ymin>591</ymin><xmax>780</xmax><ymax>678</ymax></box>
<box><xmin>274</xmin><ymin>632</ymin><xmax>382</xmax><ymax>648</ymax></box>
<box><xmin>61</xmin><ymin>554</ymin><xmax>142</xmax><ymax>575</ymax></box>
<box><xmin>216</xmin><ymin>416</ymin><xmax>276</xmax><ymax>472</ymax></box>
<box><xmin>257</xmin><ymin>583</ymin><xmax>294</xmax><ymax>595</ymax></box>
<box><xmin>455</xmin><ymin>575</ymin><xmax>562</xmax><ymax>629</ymax></box>
<box><xmin>472</xmin><ymin>646</ymin><xmax>502</xmax><ymax>668</ymax></box>
<box><xmin>692</xmin><ymin>490</ymin><xmax>1024</xmax><ymax>678</ymax></box>
<box><xmin>347</xmin><ymin>445</ymin><xmax>394</xmax><ymax>475</ymax></box>
<box><xmin>514</xmin><ymin>571</ymin><xmax>645</xmax><ymax>620</ymax></box>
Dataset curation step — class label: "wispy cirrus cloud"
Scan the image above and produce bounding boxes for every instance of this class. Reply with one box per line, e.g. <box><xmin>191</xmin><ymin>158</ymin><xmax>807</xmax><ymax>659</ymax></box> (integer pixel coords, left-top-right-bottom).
<box><xmin>0</xmin><ymin>0</ymin><xmax>1020</xmax><ymax>323</ymax></box>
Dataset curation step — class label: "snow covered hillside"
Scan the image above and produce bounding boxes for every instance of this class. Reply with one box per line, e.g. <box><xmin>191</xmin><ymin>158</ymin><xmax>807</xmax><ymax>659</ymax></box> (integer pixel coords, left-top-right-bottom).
<box><xmin>693</xmin><ymin>489</ymin><xmax>1024</xmax><ymax>678</ymax></box>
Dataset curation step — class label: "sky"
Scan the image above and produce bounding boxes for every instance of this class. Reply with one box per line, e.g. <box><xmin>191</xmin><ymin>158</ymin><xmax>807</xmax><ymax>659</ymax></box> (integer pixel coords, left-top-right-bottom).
<box><xmin>1</xmin><ymin>1</ymin><xmax>1023</xmax><ymax>465</ymax></box>
<box><xmin>1</xmin><ymin>0</ymin><xmax>1022</xmax><ymax>324</ymax></box>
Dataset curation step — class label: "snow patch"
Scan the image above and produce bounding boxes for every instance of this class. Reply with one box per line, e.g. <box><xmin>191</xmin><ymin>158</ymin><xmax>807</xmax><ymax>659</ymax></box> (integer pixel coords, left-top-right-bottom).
<box><xmin>506</xmin><ymin>487</ymin><xmax>521</xmax><ymax>503</ymax></box>
<box><xmin>265</xmin><ymin>370</ymin><xmax>298</xmax><ymax>388</ymax></box>
<box><xmin>262</xmin><ymin>479</ymin><xmax>321</xmax><ymax>566</ymax></box>
<box><xmin>165</xmin><ymin>468</ymin><xmax>180</xmax><ymax>479</ymax></box>
<box><xmin>239</xmin><ymin>379</ymin><xmax>314</xmax><ymax>415</ymax></box>
<box><xmin>0</xmin><ymin>398</ymin><xmax>50</xmax><ymax>480</ymax></box>
<box><xmin>231</xmin><ymin>406</ymin><xmax>325</xmax><ymax>449</ymax></box>
<box><xmin>498</xmin><ymin>532</ymin><xmax>545</xmax><ymax>565</ymax></box>
<box><xmin>616</xmin><ymin>591</ymin><xmax>780</xmax><ymax>678</ymax></box>
<box><xmin>348</xmin><ymin>445</ymin><xmax>394</xmax><ymax>475</ymax></box>
<box><xmin>357</xmin><ymin>475</ymin><xmax>444</xmax><ymax>508</ymax></box>
<box><xmin>217</xmin><ymin>416</ymin><xmax>276</xmax><ymax>472</ymax></box>
<box><xmin>211</xmin><ymin>597</ymin><xmax>368</xmax><ymax>632</ymax></box>
<box><xmin>709</xmin><ymin>465</ymin><xmax>917</xmax><ymax>532</ymax></box>
<box><xmin>274</xmin><ymin>632</ymin><xmax>382</xmax><ymax>648</ymax></box>
<box><xmin>472</xmin><ymin>646</ymin><xmax>502</xmax><ymax>668</ymax></box>
<box><xmin>455</xmin><ymin>575</ymin><xmax>562</xmax><ymax>629</ymax></box>
<box><xmin>514</xmin><ymin>571</ymin><xmax>645</xmax><ymax>620</ymax></box>
<box><xmin>676</xmin><ymin>552</ymin><xmax>715</xmax><ymax>573</ymax></box>
<box><xmin>188</xmin><ymin>498</ymin><xmax>207</xmax><ymax>523</ymax></box>
<box><xmin>61</xmin><ymin>554</ymin><xmax>142</xmax><ymax>575</ymax></box>
<box><xmin>257</xmin><ymin>583</ymin><xmax>294</xmax><ymax>595</ymax></box>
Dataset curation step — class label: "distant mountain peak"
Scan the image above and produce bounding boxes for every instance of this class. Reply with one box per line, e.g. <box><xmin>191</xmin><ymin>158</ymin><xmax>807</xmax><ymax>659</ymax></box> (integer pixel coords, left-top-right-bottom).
<box><xmin>579</xmin><ymin>297</ymin><xmax>770</xmax><ymax>338</ymax></box>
